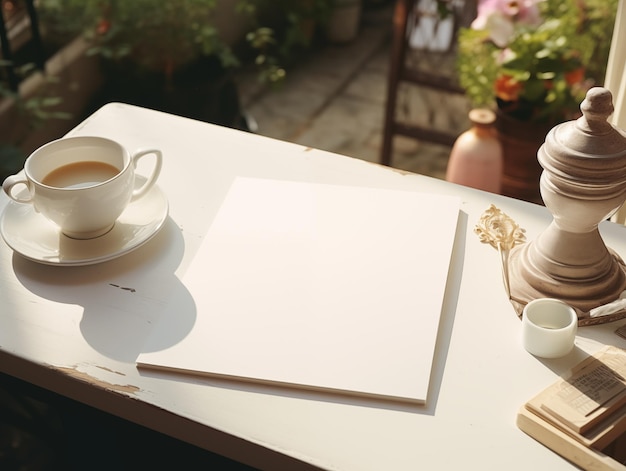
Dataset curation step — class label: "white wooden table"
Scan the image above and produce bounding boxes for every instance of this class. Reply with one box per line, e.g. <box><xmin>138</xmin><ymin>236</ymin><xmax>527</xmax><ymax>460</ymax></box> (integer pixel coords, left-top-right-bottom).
<box><xmin>1</xmin><ymin>103</ymin><xmax>625</xmax><ymax>470</ymax></box>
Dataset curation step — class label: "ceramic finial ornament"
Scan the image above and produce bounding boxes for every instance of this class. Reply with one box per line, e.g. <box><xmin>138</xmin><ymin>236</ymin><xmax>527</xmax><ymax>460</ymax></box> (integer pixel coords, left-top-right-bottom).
<box><xmin>508</xmin><ymin>87</ymin><xmax>626</xmax><ymax>325</ymax></box>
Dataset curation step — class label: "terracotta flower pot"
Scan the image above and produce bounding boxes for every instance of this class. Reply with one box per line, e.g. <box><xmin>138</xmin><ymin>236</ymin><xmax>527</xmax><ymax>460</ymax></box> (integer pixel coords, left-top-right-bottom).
<box><xmin>495</xmin><ymin>110</ymin><xmax>554</xmax><ymax>204</ymax></box>
<box><xmin>326</xmin><ymin>0</ymin><xmax>362</xmax><ymax>44</ymax></box>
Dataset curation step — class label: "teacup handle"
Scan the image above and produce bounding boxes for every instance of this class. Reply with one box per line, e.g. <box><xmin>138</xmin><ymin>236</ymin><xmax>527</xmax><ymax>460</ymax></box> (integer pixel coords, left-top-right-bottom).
<box><xmin>2</xmin><ymin>174</ymin><xmax>33</xmax><ymax>204</ymax></box>
<box><xmin>130</xmin><ymin>148</ymin><xmax>163</xmax><ymax>201</ymax></box>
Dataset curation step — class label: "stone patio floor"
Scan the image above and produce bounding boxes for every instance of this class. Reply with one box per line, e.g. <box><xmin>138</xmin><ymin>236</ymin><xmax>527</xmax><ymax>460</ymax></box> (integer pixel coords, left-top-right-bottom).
<box><xmin>237</xmin><ymin>2</ymin><xmax>472</xmax><ymax>181</ymax></box>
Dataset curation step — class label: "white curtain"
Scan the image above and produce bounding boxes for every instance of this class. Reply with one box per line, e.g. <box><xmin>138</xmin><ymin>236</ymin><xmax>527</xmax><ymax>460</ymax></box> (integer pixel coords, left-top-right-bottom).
<box><xmin>606</xmin><ymin>0</ymin><xmax>626</xmax><ymax>130</ymax></box>
<box><xmin>606</xmin><ymin>0</ymin><xmax>626</xmax><ymax>223</ymax></box>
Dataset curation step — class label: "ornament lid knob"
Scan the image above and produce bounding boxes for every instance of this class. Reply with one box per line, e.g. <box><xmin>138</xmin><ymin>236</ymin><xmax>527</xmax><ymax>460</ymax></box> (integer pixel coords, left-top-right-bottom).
<box><xmin>538</xmin><ymin>87</ymin><xmax>626</xmax><ymax>186</ymax></box>
<box><xmin>578</xmin><ymin>87</ymin><xmax>614</xmax><ymax>135</ymax></box>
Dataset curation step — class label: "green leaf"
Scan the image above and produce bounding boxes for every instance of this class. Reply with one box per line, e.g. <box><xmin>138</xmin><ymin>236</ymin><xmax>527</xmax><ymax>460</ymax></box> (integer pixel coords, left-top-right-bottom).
<box><xmin>523</xmin><ymin>79</ymin><xmax>547</xmax><ymax>101</ymax></box>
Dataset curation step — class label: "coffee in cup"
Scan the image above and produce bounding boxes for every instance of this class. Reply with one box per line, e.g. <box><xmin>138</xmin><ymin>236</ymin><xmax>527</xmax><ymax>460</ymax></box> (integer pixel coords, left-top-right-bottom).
<box><xmin>41</xmin><ymin>160</ymin><xmax>121</xmax><ymax>189</ymax></box>
<box><xmin>2</xmin><ymin>136</ymin><xmax>162</xmax><ymax>239</ymax></box>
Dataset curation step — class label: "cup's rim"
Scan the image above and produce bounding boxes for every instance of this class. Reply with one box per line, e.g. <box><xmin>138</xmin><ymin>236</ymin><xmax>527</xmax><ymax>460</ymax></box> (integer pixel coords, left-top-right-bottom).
<box><xmin>25</xmin><ymin>136</ymin><xmax>130</xmax><ymax>190</ymax></box>
<box><xmin>523</xmin><ymin>298</ymin><xmax>577</xmax><ymax>331</ymax></box>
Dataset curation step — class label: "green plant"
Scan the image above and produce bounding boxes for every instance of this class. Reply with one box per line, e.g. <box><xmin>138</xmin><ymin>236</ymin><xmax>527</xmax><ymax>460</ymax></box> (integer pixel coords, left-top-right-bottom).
<box><xmin>39</xmin><ymin>0</ymin><xmax>333</xmax><ymax>85</ymax></box>
<box><xmin>39</xmin><ymin>0</ymin><xmax>238</xmax><ymax>79</ymax></box>
<box><xmin>241</xmin><ymin>0</ymin><xmax>333</xmax><ymax>83</ymax></box>
<box><xmin>1</xmin><ymin>63</ymin><xmax>70</xmax><ymax>123</ymax></box>
<box><xmin>456</xmin><ymin>0</ymin><xmax>618</xmax><ymax>123</ymax></box>
<box><xmin>1</xmin><ymin>62</ymin><xmax>70</xmax><ymax>179</ymax></box>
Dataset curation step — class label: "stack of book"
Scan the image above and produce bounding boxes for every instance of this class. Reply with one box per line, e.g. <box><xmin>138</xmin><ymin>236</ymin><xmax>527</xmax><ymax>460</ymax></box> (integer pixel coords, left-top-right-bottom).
<box><xmin>518</xmin><ymin>346</ymin><xmax>626</xmax><ymax>470</ymax></box>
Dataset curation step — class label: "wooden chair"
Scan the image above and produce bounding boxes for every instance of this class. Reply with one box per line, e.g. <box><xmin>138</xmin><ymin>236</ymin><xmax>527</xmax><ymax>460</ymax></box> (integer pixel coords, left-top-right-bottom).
<box><xmin>0</xmin><ymin>0</ymin><xmax>45</xmax><ymax>91</ymax></box>
<box><xmin>380</xmin><ymin>0</ymin><xmax>476</xmax><ymax>167</ymax></box>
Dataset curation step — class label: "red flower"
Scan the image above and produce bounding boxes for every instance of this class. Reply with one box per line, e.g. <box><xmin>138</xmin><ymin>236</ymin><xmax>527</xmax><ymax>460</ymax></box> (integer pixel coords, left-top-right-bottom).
<box><xmin>565</xmin><ymin>67</ymin><xmax>585</xmax><ymax>86</ymax></box>
<box><xmin>96</xmin><ymin>19</ymin><xmax>111</xmax><ymax>36</ymax></box>
<box><xmin>495</xmin><ymin>74</ymin><xmax>523</xmax><ymax>101</ymax></box>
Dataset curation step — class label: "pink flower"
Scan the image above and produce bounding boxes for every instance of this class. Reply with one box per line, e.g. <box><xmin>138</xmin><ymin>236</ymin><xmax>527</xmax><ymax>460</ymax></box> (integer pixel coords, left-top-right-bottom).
<box><xmin>473</xmin><ymin>0</ymin><xmax>543</xmax><ymax>27</ymax></box>
<box><xmin>497</xmin><ymin>47</ymin><xmax>516</xmax><ymax>65</ymax></box>
<box><xmin>472</xmin><ymin>0</ymin><xmax>543</xmax><ymax>47</ymax></box>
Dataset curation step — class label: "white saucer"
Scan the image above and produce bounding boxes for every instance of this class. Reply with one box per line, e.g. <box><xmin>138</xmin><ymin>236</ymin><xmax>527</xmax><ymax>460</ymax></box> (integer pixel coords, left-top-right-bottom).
<box><xmin>1</xmin><ymin>181</ymin><xmax>168</xmax><ymax>266</ymax></box>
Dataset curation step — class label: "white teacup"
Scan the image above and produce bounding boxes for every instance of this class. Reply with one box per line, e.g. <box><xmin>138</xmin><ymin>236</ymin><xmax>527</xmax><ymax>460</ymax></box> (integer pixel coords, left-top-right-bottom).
<box><xmin>521</xmin><ymin>298</ymin><xmax>578</xmax><ymax>359</ymax></box>
<box><xmin>2</xmin><ymin>136</ymin><xmax>162</xmax><ymax>239</ymax></box>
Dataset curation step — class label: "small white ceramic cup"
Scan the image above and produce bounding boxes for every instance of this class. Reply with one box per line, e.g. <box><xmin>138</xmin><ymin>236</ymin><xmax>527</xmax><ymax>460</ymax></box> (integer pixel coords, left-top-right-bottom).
<box><xmin>2</xmin><ymin>136</ymin><xmax>162</xmax><ymax>239</ymax></box>
<box><xmin>522</xmin><ymin>298</ymin><xmax>578</xmax><ymax>359</ymax></box>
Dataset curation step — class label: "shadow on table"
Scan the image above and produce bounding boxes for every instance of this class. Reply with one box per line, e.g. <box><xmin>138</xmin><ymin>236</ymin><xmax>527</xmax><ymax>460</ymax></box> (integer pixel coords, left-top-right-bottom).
<box><xmin>10</xmin><ymin>216</ymin><xmax>196</xmax><ymax>363</ymax></box>
<box><xmin>3</xmin><ymin>218</ymin><xmax>255</xmax><ymax>470</ymax></box>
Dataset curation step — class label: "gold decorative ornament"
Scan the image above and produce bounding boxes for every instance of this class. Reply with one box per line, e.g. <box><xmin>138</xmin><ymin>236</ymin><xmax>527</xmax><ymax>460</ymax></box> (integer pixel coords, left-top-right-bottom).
<box><xmin>474</xmin><ymin>204</ymin><xmax>526</xmax><ymax>299</ymax></box>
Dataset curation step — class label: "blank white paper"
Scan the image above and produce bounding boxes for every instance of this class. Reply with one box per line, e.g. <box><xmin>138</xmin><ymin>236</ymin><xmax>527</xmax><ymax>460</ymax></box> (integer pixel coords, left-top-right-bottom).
<box><xmin>137</xmin><ymin>177</ymin><xmax>460</xmax><ymax>404</ymax></box>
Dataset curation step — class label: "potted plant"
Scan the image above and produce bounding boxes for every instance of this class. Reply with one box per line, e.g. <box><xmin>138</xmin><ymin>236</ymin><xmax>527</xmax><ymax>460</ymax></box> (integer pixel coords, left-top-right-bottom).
<box><xmin>456</xmin><ymin>0</ymin><xmax>618</xmax><ymax>202</ymax></box>
<box><xmin>37</xmin><ymin>0</ymin><xmax>335</xmax><ymax>128</ymax></box>
<box><xmin>326</xmin><ymin>0</ymin><xmax>362</xmax><ymax>44</ymax></box>
<box><xmin>0</xmin><ymin>62</ymin><xmax>73</xmax><ymax>180</ymax></box>
<box><xmin>37</xmin><ymin>0</ymin><xmax>253</xmax><ymax>128</ymax></box>
<box><xmin>241</xmin><ymin>0</ymin><xmax>333</xmax><ymax>83</ymax></box>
